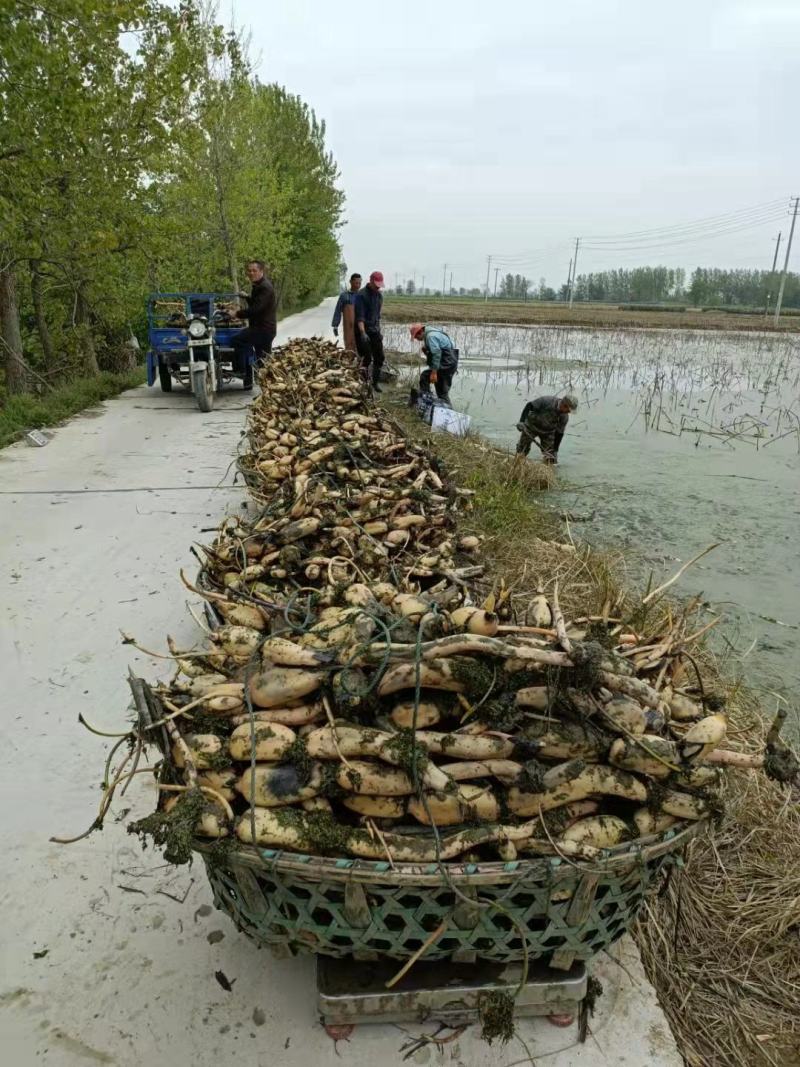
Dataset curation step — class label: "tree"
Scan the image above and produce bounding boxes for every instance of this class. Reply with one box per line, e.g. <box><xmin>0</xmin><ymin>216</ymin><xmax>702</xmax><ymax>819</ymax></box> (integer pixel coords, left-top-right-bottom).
<box><xmin>0</xmin><ymin>260</ymin><xmax>26</xmax><ymax>394</ymax></box>
<box><xmin>0</xmin><ymin>1</ymin><xmax>344</xmax><ymax>396</ymax></box>
<box><xmin>405</xmin><ymin>279</ymin><xmax>416</xmax><ymax>295</ymax></box>
<box><xmin>0</xmin><ymin>0</ymin><xmax>209</xmax><ymax>384</ymax></box>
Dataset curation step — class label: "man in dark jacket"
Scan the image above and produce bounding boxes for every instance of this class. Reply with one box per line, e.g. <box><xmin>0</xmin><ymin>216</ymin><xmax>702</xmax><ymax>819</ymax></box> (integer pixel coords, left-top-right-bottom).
<box><xmin>409</xmin><ymin>323</ymin><xmax>458</xmax><ymax>403</ymax></box>
<box><xmin>355</xmin><ymin>270</ymin><xmax>385</xmax><ymax>391</ymax></box>
<box><xmin>516</xmin><ymin>394</ymin><xmax>578</xmax><ymax>463</ymax></box>
<box><xmin>232</xmin><ymin>260</ymin><xmax>277</xmax><ymax>390</ymax></box>
<box><xmin>331</xmin><ymin>272</ymin><xmax>361</xmax><ymax>351</ymax></box>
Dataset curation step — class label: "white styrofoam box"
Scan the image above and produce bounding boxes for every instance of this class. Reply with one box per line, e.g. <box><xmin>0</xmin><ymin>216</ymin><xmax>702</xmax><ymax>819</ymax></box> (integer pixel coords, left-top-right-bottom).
<box><xmin>431</xmin><ymin>406</ymin><xmax>471</xmax><ymax>436</ymax></box>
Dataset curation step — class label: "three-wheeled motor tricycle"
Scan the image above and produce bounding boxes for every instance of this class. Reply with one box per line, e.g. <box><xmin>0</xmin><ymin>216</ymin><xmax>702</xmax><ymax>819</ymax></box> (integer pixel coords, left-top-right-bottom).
<box><xmin>145</xmin><ymin>292</ymin><xmax>254</xmax><ymax>412</ymax></box>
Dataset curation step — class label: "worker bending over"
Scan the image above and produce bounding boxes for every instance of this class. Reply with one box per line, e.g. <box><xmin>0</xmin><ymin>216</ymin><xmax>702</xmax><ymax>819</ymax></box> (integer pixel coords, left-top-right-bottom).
<box><xmin>331</xmin><ymin>272</ymin><xmax>361</xmax><ymax>351</ymax></box>
<box><xmin>355</xmin><ymin>270</ymin><xmax>385</xmax><ymax>391</ymax></box>
<box><xmin>516</xmin><ymin>394</ymin><xmax>578</xmax><ymax>464</ymax></box>
<box><xmin>410</xmin><ymin>323</ymin><xmax>458</xmax><ymax>404</ymax></box>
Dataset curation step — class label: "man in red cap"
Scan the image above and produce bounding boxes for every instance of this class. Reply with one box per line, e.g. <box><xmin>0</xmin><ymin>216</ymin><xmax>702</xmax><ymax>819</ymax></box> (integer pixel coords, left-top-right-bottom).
<box><xmin>355</xmin><ymin>270</ymin><xmax>385</xmax><ymax>391</ymax></box>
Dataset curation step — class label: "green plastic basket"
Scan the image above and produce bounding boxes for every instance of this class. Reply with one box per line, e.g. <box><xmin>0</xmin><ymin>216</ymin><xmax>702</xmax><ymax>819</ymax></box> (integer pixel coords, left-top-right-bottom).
<box><xmin>131</xmin><ymin>675</ymin><xmax>701</xmax><ymax>968</ymax></box>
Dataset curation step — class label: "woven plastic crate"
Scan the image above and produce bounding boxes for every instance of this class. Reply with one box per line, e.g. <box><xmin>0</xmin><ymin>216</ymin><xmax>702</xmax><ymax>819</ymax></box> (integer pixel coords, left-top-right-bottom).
<box><xmin>131</xmin><ymin>675</ymin><xmax>701</xmax><ymax>968</ymax></box>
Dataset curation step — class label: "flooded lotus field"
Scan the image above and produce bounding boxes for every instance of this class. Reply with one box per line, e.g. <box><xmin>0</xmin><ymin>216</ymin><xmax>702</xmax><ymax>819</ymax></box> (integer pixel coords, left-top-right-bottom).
<box><xmin>384</xmin><ymin>322</ymin><xmax>800</xmax><ymax>703</ymax></box>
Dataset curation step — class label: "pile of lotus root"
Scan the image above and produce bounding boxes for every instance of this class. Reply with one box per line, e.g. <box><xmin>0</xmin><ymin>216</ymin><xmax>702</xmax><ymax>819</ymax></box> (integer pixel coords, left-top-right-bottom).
<box><xmin>124</xmin><ymin>338</ymin><xmax>796</xmax><ymax>867</ymax></box>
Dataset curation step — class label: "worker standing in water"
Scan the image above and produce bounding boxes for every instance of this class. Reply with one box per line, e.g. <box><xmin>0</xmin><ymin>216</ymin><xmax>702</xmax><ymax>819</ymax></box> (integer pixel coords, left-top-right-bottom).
<box><xmin>331</xmin><ymin>272</ymin><xmax>362</xmax><ymax>351</ymax></box>
<box><xmin>409</xmin><ymin>323</ymin><xmax>459</xmax><ymax>404</ymax></box>
<box><xmin>515</xmin><ymin>394</ymin><xmax>578</xmax><ymax>464</ymax></box>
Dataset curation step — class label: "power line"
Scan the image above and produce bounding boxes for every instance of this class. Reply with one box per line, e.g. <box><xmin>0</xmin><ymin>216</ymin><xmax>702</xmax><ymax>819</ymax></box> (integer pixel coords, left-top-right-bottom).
<box><xmin>485</xmin><ymin>199</ymin><xmax>788</xmax><ymax>275</ymax></box>
<box><xmin>490</xmin><ymin>242</ymin><xmax>572</xmax><ymax>265</ymax></box>
<box><xmin>454</xmin><ymin>196</ymin><xmax>792</xmax><ymax>289</ymax></box>
<box><xmin>583</xmin><ymin>197</ymin><xmax>788</xmax><ymax>243</ymax></box>
<box><xmin>581</xmin><ymin>209</ymin><xmax>787</xmax><ymax>252</ymax></box>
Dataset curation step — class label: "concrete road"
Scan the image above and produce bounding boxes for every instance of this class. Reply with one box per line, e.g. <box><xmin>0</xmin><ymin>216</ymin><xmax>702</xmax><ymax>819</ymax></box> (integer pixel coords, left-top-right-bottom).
<box><xmin>0</xmin><ymin>298</ymin><xmax>681</xmax><ymax>1066</ymax></box>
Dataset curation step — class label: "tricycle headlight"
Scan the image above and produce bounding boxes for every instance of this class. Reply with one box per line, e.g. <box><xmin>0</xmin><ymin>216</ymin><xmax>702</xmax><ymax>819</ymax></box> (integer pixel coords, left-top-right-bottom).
<box><xmin>188</xmin><ymin>319</ymin><xmax>207</xmax><ymax>339</ymax></box>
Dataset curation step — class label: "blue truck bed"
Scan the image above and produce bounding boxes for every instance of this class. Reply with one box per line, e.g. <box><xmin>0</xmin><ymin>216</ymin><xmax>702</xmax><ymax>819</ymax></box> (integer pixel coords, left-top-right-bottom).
<box><xmin>146</xmin><ymin>291</ymin><xmax>247</xmax><ymax>385</ymax></box>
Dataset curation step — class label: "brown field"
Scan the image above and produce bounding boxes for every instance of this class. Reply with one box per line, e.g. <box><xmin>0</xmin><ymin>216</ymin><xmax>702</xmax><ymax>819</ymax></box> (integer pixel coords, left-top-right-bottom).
<box><xmin>382</xmin><ymin>297</ymin><xmax>800</xmax><ymax>332</ymax></box>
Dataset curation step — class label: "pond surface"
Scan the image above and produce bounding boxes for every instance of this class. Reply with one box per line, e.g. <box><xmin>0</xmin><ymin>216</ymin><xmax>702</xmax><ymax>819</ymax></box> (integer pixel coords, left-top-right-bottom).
<box><xmin>384</xmin><ymin>323</ymin><xmax>800</xmax><ymax>703</ymax></box>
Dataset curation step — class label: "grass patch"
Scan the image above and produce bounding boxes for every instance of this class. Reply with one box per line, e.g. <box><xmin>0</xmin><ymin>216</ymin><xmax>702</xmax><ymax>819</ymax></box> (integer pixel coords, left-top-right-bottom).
<box><xmin>634</xmin><ymin>686</ymin><xmax>800</xmax><ymax>1067</ymax></box>
<box><xmin>0</xmin><ymin>369</ymin><xmax>145</xmax><ymax>449</ymax></box>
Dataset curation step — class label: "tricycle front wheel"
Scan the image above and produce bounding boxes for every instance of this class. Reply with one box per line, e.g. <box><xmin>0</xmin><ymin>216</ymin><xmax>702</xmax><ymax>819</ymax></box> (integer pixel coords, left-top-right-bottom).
<box><xmin>193</xmin><ymin>364</ymin><xmax>214</xmax><ymax>412</ymax></box>
<box><xmin>158</xmin><ymin>362</ymin><xmax>173</xmax><ymax>392</ymax></box>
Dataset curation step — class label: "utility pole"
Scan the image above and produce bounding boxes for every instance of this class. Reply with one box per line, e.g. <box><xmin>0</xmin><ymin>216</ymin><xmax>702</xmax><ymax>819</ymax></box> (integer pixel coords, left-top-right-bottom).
<box><xmin>484</xmin><ymin>255</ymin><xmax>492</xmax><ymax>301</ymax></box>
<box><xmin>421</xmin><ymin>275</ymin><xmax>425</xmax><ymax>295</ymax></box>
<box><xmin>568</xmin><ymin>238</ymin><xmax>580</xmax><ymax>308</ymax></box>
<box><xmin>765</xmin><ymin>232</ymin><xmax>782</xmax><ymax>318</ymax></box>
<box><xmin>565</xmin><ymin>258</ymin><xmax>572</xmax><ymax>301</ymax></box>
<box><xmin>774</xmin><ymin>198</ymin><xmax>798</xmax><ymax>326</ymax></box>
<box><xmin>448</xmin><ymin>271</ymin><xmax>453</xmax><ymax>294</ymax></box>
<box><xmin>442</xmin><ymin>263</ymin><xmax>447</xmax><ymax>295</ymax></box>
<box><xmin>771</xmin><ymin>232</ymin><xmax>783</xmax><ymax>272</ymax></box>
<box><xmin>493</xmin><ymin>267</ymin><xmax>500</xmax><ymax>297</ymax></box>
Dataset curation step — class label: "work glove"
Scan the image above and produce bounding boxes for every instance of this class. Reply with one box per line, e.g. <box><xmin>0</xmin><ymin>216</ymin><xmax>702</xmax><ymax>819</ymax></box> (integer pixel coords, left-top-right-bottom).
<box><xmin>429</xmin><ymin>370</ymin><xmax>438</xmax><ymax>383</ymax></box>
<box><xmin>333</xmin><ymin>327</ymin><xmax>339</xmax><ymax>338</ymax></box>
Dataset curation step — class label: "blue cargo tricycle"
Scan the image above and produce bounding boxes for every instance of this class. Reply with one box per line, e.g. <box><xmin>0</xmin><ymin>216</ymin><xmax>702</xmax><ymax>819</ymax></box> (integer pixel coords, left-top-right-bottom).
<box><xmin>145</xmin><ymin>292</ymin><xmax>254</xmax><ymax>412</ymax></box>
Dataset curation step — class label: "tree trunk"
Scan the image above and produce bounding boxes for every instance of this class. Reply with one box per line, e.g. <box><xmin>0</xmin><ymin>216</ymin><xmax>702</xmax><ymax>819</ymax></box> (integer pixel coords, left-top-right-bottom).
<box><xmin>75</xmin><ymin>283</ymin><xmax>100</xmax><ymax>375</ymax></box>
<box><xmin>209</xmin><ymin>128</ymin><xmax>238</xmax><ymax>292</ymax></box>
<box><xmin>0</xmin><ymin>264</ymin><xmax>29</xmax><ymax>394</ymax></box>
<box><xmin>29</xmin><ymin>260</ymin><xmax>56</xmax><ymax>366</ymax></box>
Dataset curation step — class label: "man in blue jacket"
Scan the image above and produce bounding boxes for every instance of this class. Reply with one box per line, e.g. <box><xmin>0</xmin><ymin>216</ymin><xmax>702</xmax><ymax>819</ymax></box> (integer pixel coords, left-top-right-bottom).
<box><xmin>355</xmin><ymin>270</ymin><xmax>385</xmax><ymax>391</ymax></box>
<box><xmin>331</xmin><ymin>272</ymin><xmax>361</xmax><ymax>350</ymax></box>
<box><xmin>410</xmin><ymin>323</ymin><xmax>458</xmax><ymax>404</ymax></box>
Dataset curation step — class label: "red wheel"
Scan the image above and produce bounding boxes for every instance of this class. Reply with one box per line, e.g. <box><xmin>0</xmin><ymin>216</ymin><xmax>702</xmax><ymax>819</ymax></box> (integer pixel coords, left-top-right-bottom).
<box><xmin>547</xmin><ymin>1013</ymin><xmax>575</xmax><ymax>1028</ymax></box>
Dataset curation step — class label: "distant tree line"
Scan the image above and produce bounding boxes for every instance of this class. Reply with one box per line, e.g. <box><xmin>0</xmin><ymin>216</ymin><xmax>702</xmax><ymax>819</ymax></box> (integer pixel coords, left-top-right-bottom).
<box><xmin>0</xmin><ymin>1</ymin><xmax>344</xmax><ymax>397</ymax></box>
<box><xmin>567</xmin><ymin>267</ymin><xmax>686</xmax><ymax>303</ymax></box>
<box><xmin>685</xmin><ymin>268</ymin><xmax>799</xmax><ymax>308</ymax></box>
<box><xmin>566</xmin><ymin>266</ymin><xmax>799</xmax><ymax>308</ymax></box>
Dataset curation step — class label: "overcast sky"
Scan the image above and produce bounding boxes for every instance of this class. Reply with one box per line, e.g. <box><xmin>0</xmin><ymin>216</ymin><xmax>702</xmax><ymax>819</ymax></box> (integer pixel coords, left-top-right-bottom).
<box><xmin>234</xmin><ymin>0</ymin><xmax>799</xmax><ymax>291</ymax></box>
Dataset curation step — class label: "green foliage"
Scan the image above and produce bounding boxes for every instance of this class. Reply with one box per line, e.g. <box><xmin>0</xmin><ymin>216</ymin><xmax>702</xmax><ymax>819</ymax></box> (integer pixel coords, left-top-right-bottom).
<box><xmin>688</xmin><ymin>267</ymin><xmax>800</xmax><ymax>308</ymax></box>
<box><xmin>573</xmin><ymin>266</ymin><xmax>687</xmax><ymax>303</ymax></box>
<box><xmin>498</xmin><ymin>273</ymin><xmax>531</xmax><ymax>299</ymax></box>
<box><xmin>0</xmin><ymin>369</ymin><xmax>144</xmax><ymax>447</ymax></box>
<box><xmin>0</xmin><ymin>2</ymin><xmax>343</xmax><ymax>400</ymax></box>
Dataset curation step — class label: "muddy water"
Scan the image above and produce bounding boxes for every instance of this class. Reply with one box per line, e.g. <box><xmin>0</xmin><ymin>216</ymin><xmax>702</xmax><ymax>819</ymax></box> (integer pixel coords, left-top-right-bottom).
<box><xmin>384</xmin><ymin>323</ymin><xmax>800</xmax><ymax>701</ymax></box>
